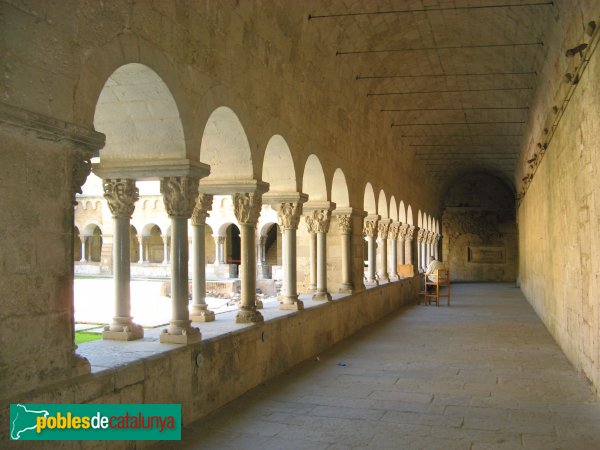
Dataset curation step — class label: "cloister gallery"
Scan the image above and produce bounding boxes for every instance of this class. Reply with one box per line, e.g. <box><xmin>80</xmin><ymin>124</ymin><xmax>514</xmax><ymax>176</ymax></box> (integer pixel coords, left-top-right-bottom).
<box><xmin>1</xmin><ymin>0</ymin><xmax>600</xmax><ymax>448</ymax></box>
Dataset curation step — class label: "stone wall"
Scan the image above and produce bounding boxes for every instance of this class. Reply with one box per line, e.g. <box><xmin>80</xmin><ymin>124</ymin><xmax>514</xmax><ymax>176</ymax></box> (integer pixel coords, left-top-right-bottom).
<box><xmin>518</xmin><ymin>25</ymin><xmax>600</xmax><ymax>396</ymax></box>
<box><xmin>0</xmin><ymin>279</ymin><xmax>418</xmax><ymax>450</ymax></box>
<box><xmin>441</xmin><ymin>173</ymin><xmax>518</xmax><ymax>282</ymax></box>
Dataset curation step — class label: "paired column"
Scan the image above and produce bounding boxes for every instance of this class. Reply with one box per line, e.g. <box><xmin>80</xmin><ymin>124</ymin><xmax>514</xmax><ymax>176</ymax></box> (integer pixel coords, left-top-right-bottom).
<box><xmin>162</xmin><ymin>234</ymin><xmax>169</xmax><ymax>264</ymax></box>
<box><xmin>377</xmin><ymin>219</ymin><xmax>391</xmax><ymax>283</ymax></box>
<box><xmin>233</xmin><ymin>192</ymin><xmax>264</xmax><ymax>323</ymax></box>
<box><xmin>276</xmin><ymin>201</ymin><xmax>304</xmax><ymax>310</ymax></box>
<box><xmin>159</xmin><ymin>176</ymin><xmax>201</xmax><ymax>344</ymax></box>
<box><xmin>306</xmin><ymin>209</ymin><xmax>333</xmax><ymax>301</ymax></box>
<box><xmin>137</xmin><ymin>235</ymin><xmax>144</xmax><ymax>263</ymax></box>
<box><xmin>388</xmin><ymin>222</ymin><xmax>401</xmax><ymax>280</ymax></box>
<box><xmin>214</xmin><ymin>236</ymin><xmax>226</xmax><ymax>264</ymax></box>
<box><xmin>405</xmin><ymin>225</ymin><xmax>415</xmax><ymax>267</ymax></box>
<box><xmin>102</xmin><ymin>179</ymin><xmax>144</xmax><ymax>341</ymax></box>
<box><xmin>190</xmin><ymin>194</ymin><xmax>216</xmax><ymax>322</ymax></box>
<box><xmin>434</xmin><ymin>234</ymin><xmax>440</xmax><ymax>260</ymax></box>
<box><xmin>256</xmin><ymin>235</ymin><xmax>269</xmax><ymax>279</ymax></box>
<box><xmin>363</xmin><ymin>216</ymin><xmax>379</xmax><ymax>286</ymax></box>
<box><xmin>337</xmin><ymin>214</ymin><xmax>353</xmax><ymax>293</ymax></box>
<box><xmin>398</xmin><ymin>224</ymin><xmax>408</xmax><ymax>266</ymax></box>
<box><xmin>80</xmin><ymin>237</ymin><xmax>86</xmax><ymax>262</ymax></box>
<box><xmin>306</xmin><ymin>224</ymin><xmax>318</xmax><ymax>293</ymax></box>
<box><xmin>416</xmin><ymin>229</ymin><xmax>424</xmax><ymax>271</ymax></box>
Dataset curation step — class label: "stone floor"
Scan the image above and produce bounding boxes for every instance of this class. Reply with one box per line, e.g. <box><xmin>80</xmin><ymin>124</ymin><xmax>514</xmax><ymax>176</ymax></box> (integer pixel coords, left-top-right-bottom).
<box><xmin>166</xmin><ymin>283</ymin><xmax>600</xmax><ymax>450</ymax></box>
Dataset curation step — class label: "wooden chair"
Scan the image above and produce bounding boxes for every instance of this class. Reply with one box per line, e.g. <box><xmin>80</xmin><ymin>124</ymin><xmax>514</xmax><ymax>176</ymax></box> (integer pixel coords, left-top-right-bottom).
<box><xmin>421</xmin><ymin>269</ymin><xmax>451</xmax><ymax>306</ymax></box>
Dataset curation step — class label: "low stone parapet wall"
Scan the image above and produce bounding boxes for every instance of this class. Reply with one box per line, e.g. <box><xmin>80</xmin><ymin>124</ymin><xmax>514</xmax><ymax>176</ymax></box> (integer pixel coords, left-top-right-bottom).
<box><xmin>0</xmin><ymin>278</ymin><xmax>418</xmax><ymax>449</ymax></box>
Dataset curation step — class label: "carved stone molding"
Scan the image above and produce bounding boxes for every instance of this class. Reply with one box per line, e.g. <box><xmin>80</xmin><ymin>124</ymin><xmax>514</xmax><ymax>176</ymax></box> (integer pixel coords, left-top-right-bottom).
<box><xmin>363</xmin><ymin>219</ymin><xmax>378</xmax><ymax>238</ymax></box>
<box><xmin>160</xmin><ymin>176</ymin><xmax>199</xmax><ymax>218</ymax></box>
<box><xmin>417</xmin><ymin>229</ymin><xmax>425</xmax><ymax>243</ymax></box>
<box><xmin>305</xmin><ymin>209</ymin><xmax>331</xmax><ymax>234</ymax></box>
<box><xmin>103</xmin><ymin>179</ymin><xmax>139</xmax><ymax>218</ymax></box>
<box><xmin>191</xmin><ymin>194</ymin><xmax>213</xmax><ymax>226</ymax></box>
<box><xmin>72</xmin><ymin>147</ymin><xmax>94</xmax><ymax>206</ymax></box>
<box><xmin>378</xmin><ymin>222</ymin><xmax>390</xmax><ymax>240</ymax></box>
<box><xmin>337</xmin><ymin>215</ymin><xmax>352</xmax><ymax>234</ymax></box>
<box><xmin>233</xmin><ymin>192</ymin><xmax>262</xmax><ymax>225</ymax></box>
<box><xmin>277</xmin><ymin>202</ymin><xmax>303</xmax><ymax>230</ymax></box>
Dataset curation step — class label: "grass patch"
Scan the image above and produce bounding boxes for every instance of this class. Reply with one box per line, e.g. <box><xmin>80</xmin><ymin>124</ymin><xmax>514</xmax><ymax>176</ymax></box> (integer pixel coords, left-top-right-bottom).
<box><xmin>75</xmin><ymin>331</ymin><xmax>102</xmax><ymax>345</ymax></box>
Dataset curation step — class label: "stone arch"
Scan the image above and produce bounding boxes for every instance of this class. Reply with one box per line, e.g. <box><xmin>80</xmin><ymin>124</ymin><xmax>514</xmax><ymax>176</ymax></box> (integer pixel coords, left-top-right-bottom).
<box><xmin>417</xmin><ymin>210</ymin><xmax>423</xmax><ymax>228</ymax></box>
<box><xmin>406</xmin><ymin>205</ymin><xmax>414</xmax><ymax>226</ymax></box>
<box><xmin>331</xmin><ymin>168</ymin><xmax>350</xmax><ymax>208</ymax></box>
<box><xmin>399</xmin><ymin>201</ymin><xmax>406</xmax><ymax>224</ymax></box>
<box><xmin>389</xmin><ymin>196</ymin><xmax>398</xmax><ymax>221</ymax></box>
<box><xmin>262</xmin><ymin>135</ymin><xmax>297</xmax><ymax>192</ymax></box>
<box><xmin>129</xmin><ymin>225</ymin><xmax>140</xmax><ymax>263</ymax></box>
<box><xmin>83</xmin><ymin>222</ymin><xmax>103</xmax><ymax>236</ymax></box>
<box><xmin>200</xmin><ymin>106</ymin><xmax>254</xmax><ymax>181</ymax></box>
<box><xmin>73</xmin><ymin>226</ymin><xmax>82</xmax><ymax>262</ymax></box>
<box><xmin>377</xmin><ymin>190</ymin><xmax>388</xmax><ymax>219</ymax></box>
<box><xmin>302</xmin><ymin>154</ymin><xmax>327</xmax><ymax>201</ymax></box>
<box><xmin>93</xmin><ymin>63</ymin><xmax>186</xmax><ymax>163</ymax></box>
<box><xmin>363</xmin><ymin>183</ymin><xmax>376</xmax><ymax>215</ymax></box>
<box><xmin>142</xmin><ymin>223</ymin><xmax>162</xmax><ymax>236</ymax></box>
<box><xmin>82</xmin><ymin>224</ymin><xmax>102</xmax><ymax>262</ymax></box>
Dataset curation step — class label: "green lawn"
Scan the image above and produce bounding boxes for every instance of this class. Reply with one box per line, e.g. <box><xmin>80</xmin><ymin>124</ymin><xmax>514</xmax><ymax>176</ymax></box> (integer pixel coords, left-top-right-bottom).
<box><xmin>75</xmin><ymin>331</ymin><xmax>102</xmax><ymax>345</ymax></box>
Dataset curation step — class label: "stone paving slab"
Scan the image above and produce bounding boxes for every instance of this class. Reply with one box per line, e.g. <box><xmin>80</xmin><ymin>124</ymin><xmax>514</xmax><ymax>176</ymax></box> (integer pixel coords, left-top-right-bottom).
<box><xmin>158</xmin><ymin>283</ymin><xmax>600</xmax><ymax>449</ymax></box>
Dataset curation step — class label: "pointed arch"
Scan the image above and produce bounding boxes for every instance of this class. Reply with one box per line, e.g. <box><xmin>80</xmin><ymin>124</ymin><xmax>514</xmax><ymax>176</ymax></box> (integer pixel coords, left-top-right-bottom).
<box><xmin>389</xmin><ymin>196</ymin><xmax>398</xmax><ymax>221</ymax></box>
<box><xmin>331</xmin><ymin>169</ymin><xmax>350</xmax><ymax>208</ymax></box>
<box><xmin>363</xmin><ymin>183</ymin><xmax>376</xmax><ymax>215</ymax></box>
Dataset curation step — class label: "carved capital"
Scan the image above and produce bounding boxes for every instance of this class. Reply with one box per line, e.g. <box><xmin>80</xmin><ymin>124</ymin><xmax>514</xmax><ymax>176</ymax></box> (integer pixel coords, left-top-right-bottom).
<box><xmin>405</xmin><ymin>225</ymin><xmax>416</xmax><ymax>242</ymax></box>
<box><xmin>305</xmin><ymin>209</ymin><xmax>331</xmax><ymax>233</ymax></box>
<box><xmin>363</xmin><ymin>218</ymin><xmax>378</xmax><ymax>238</ymax></box>
<box><xmin>417</xmin><ymin>229</ymin><xmax>425</xmax><ymax>242</ymax></box>
<box><xmin>277</xmin><ymin>202</ymin><xmax>303</xmax><ymax>230</ymax></box>
<box><xmin>160</xmin><ymin>176</ymin><xmax>199</xmax><ymax>218</ymax></box>
<box><xmin>388</xmin><ymin>222</ymin><xmax>401</xmax><ymax>240</ymax></box>
<box><xmin>216</xmin><ymin>236</ymin><xmax>226</xmax><ymax>245</ymax></box>
<box><xmin>192</xmin><ymin>194</ymin><xmax>213</xmax><ymax>226</ymax></box>
<box><xmin>72</xmin><ymin>147</ymin><xmax>94</xmax><ymax>206</ymax></box>
<box><xmin>398</xmin><ymin>224</ymin><xmax>409</xmax><ymax>241</ymax></box>
<box><xmin>103</xmin><ymin>179</ymin><xmax>139</xmax><ymax>218</ymax></box>
<box><xmin>233</xmin><ymin>192</ymin><xmax>262</xmax><ymax>225</ymax></box>
<box><xmin>377</xmin><ymin>222</ymin><xmax>390</xmax><ymax>240</ymax></box>
<box><xmin>337</xmin><ymin>215</ymin><xmax>352</xmax><ymax>234</ymax></box>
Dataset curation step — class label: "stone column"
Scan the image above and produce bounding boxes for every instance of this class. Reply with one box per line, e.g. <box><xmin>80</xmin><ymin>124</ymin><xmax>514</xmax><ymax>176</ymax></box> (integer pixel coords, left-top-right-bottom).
<box><xmin>398</xmin><ymin>224</ymin><xmax>407</xmax><ymax>266</ymax></box>
<box><xmin>80</xmin><ymin>237</ymin><xmax>86</xmax><ymax>262</ymax></box>
<box><xmin>215</xmin><ymin>236</ymin><xmax>226</xmax><ymax>264</ymax></box>
<box><xmin>405</xmin><ymin>225</ymin><xmax>415</xmax><ymax>267</ymax></box>
<box><xmin>277</xmin><ymin>202</ymin><xmax>304</xmax><ymax>310</ymax></box>
<box><xmin>162</xmin><ymin>234</ymin><xmax>169</xmax><ymax>264</ymax></box>
<box><xmin>137</xmin><ymin>235</ymin><xmax>144</xmax><ymax>263</ymax></box>
<box><xmin>307</xmin><ymin>223</ymin><xmax>318</xmax><ymax>293</ymax></box>
<box><xmin>363</xmin><ymin>216</ymin><xmax>379</xmax><ymax>286</ymax></box>
<box><xmin>102</xmin><ymin>179</ymin><xmax>144</xmax><ymax>341</ymax></box>
<box><xmin>190</xmin><ymin>194</ymin><xmax>215</xmax><ymax>322</ymax></box>
<box><xmin>233</xmin><ymin>192</ymin><xmax>264</xmax><ymax>323</ymax></box>
<box><xmin>256</xmin><ymin>235</ymin><xmax>269</xmax><ymax>279</ymax></box>
<box><xmin>377</xmin><ymin>219</ymin><xmax>391</xmax><ymax>283</ymax></box>
<box><xmin>434</xmin><ymin>234</ymin><xmax>440</xmax><ymax>260</ymax></box>
<box><xmin>388</xmin><ymin>222</ymin><xmax>400</xmax><ymax>280</ymax></box>
<box><xmin>306</xmin><ymin>209</ymin><xmax>332</xmax><ymax>301</ymax></box>
<box><xmin>160</xmin><ymin>176</ymin><xmax>201</xmax><ymax>344</ymax></box>
<box><xmin>337</xmin><ymin>214</ymin><xmax>353</xmax><ymax>293</ymax></box>
<box><xmin>416</xmin><ymin>229</ymin><xmax>424</xmax><ymax>272</ymax></box>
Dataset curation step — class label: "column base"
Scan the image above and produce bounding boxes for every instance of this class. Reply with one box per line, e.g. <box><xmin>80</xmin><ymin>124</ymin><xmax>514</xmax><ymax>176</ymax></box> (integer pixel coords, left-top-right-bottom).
<box><xmin>190</xmin><ymin>305</ymin><xmax>216</xmax><ymax>322</ymax></box>
<box><xmin>279</xmin><ymin>297</ymin><xmax>304</xmax><ymax>310</ymax></box>
<box><xmin>365</xmin><ymin>279</ymin><xmax>379</xmax><ymax>286</ymax></box>
<box><xmin>389</xmin><ymin>274</ymin><xmax>399</xmax><ymax>281</ymax></box>
<box><xmin>339</xmin><ymin>283</ymin><xmax>353</xmax><ymax>294</ymax></box>
<box><xmin>378</xmin><ymin>274</ymin><xmax>390</xmax><ymax>283</ymax></box>
<box><xmin>160</xmin><ymin>322</ymin><xmax>201</xmax><ymax>344</ymax></box>
<box><xmin>71</xmin><ymin>353</ymin><xmax>91</xmax><ymax>376</ymax></box>
<box><xmin>255</xmin><ymin>299</ymin><xmax>264</xmax><ymax>309</ymax></box>
<box><xmin>102</xmin><ymin>320</ymin><xmax>144</xmax><ymax>341</ymax></box>
<box><xmin>312</xmin><ymin>291</ymin><xmax>332</xmax><ymax>301</ymax></box>
<box><xmin>235</xmin><ymin>307</ymin><xmax>264</xmax><ymax>324</ymax></box>
<box><xmin>308</xmin><ymin>284</ymin><xmax>317</xmax><ymax>293</ymax></box>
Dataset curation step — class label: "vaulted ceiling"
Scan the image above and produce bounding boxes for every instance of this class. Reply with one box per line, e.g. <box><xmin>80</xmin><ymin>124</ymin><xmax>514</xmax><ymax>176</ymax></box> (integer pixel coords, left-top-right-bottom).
<box><xmin>306</xmin><ymin>0</ymin><xmax>554</xmax><ymax>191</ymax></box>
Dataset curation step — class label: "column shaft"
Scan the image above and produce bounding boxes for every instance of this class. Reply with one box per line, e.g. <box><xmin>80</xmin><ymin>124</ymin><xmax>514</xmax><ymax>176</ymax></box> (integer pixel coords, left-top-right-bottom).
<box><xmin>367</xmin><ymin>236</ymin><xmax>377</xmax><ymax>284</ymax></box>
<box><xmin>138</xmin><ymin>237</ymin><xmax>144</xmax><ymax>263</ymax></box>
<box><xmin>169</xmin><ymin>217</ymin><xmax>190</xmax><ymax>332</ymax></box>
<box><xmin>390</xmin><ymin>239</ymin><xmax>398</xmax><ymax>280</ymax></box>
<box><xmin>190</xmin><ymin>223</ymin><xmax>215</xmax><ymax>322</ymax></box>
<box><xmin>308</xmin><ymin>232</ymin><xmax>317</xmax><ymax>292</ymax></box>
<box><xmin>398</xmin><ymin>240</ymin><xmax>405</xmax><ymax>265</ymax></box>
<box><xmin>280</xmin><ymin>228</ymin><xmax>303</xmax><ymax>309</ymax></box>
<box><xmin>236</xmin><ymin>222</ymin><xmax>263</xmax><ymax>322</ymax></box>
<box><xmin>378</xmin><ymin>237</ymin><xmax>389</xmax><ymax>282</ymax></box>
<box><xmin>80</xmin><ymin>238</ymin><xmax>86</xmax><ymax>262</ymax></box>
<box><xmin>340</xmin><ymin>232</ymin><xmax>352</xmax><ymax>291</ymax></box>
<box><xmin>162</xmin><ymin>236</ymin><xmax>168</xmax><ymax>264</ymax></box>
<box><xmin>313</xmin><ymin>231</ymin><xmax>332</xmax><ymax>301</ymax></box>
